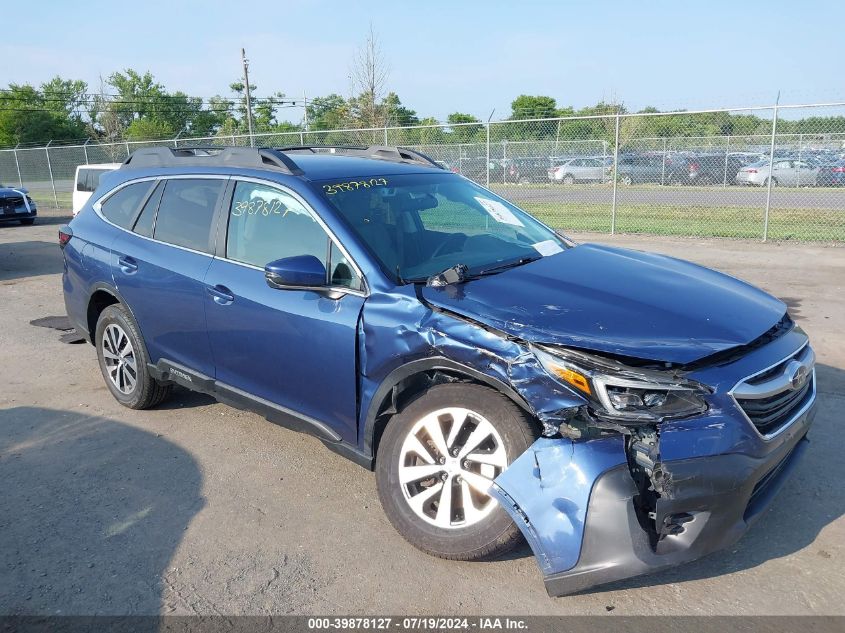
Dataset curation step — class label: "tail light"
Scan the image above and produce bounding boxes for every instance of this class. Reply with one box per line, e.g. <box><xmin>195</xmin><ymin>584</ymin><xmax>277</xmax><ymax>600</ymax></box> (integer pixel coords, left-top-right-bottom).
<box><xmin>58</xmin><ymin>225</ymin><xmax>73</xmax><ymax>249</ymax></box>
<box><xmin>747</xmin><ymin>169</ymin><xmax>758</xmax><ymax>174</ymax></box>
<box><xmin>832</xmin><ymin>166</ymin><xmax>845</xmax><ymax>173</ymax></box>
<box><xmin>689</xmin><ymin>162</ymin><xmax>700</xmax><ymax>172</ymax></box>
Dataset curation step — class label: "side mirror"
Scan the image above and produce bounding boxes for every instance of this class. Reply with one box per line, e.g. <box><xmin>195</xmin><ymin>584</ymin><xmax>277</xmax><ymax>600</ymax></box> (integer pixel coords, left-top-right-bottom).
<box><xmin>265</xmin><ymin>255</ymin><xmax>327</xmax><ymax>290</ymax></box>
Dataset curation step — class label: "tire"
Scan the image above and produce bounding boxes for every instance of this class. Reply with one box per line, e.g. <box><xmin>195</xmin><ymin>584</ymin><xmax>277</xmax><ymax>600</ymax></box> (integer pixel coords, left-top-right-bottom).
<box><xmin>518</xmin><ymin>177</ymin><xmax>530</xmax><ymax>185</ymax></box>
<box><xmin>764</xmin><ymin>177</ymin><xmax>778</xmax><ymax>188</ymax></box>
<box><xmin>562</xmin><ymin>174</ymin><xmax>575</xmax><ymax>185</ymax></box>
<box><xmin>376</xmin><ymin>383</ymin><xmax>538</xmax><ymax>560</ymax></box>
<box><xmin>95</xmin><ymin>304</ymin><xmax>171</xmax><ymax>409</ymax></box>
<box><xmin>620</xmin><ymin>175</ymin><xmax>633</xmax><ymax>186</ymax></box>
<box><xmin>19</xmin><ymin>218</ymin><xmax>35</xmax><ymax>226</ymax></box>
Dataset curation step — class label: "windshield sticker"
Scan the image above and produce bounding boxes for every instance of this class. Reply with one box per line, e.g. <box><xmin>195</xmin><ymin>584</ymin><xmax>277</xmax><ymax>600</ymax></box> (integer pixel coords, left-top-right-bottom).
<box><xmin>532</xmin><ymin>240</ymin><xmax>564</xmax><ymax>256</ymax></box>
<box><xmin>323</xmin><ymin>178</ymin><xmax>388</xmax><ymax>195</ymax></box>
<box><xmin>473</xmin><ymin>196</ymin><xmax>524</xmax><ymax>227</ymax></box>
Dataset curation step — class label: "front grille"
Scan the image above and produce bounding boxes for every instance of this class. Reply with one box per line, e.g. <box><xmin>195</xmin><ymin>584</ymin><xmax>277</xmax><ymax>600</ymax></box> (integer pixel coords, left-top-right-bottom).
<box><xmin>736</xmin><ymin>376</ymin><xmax>812</xmax><ymax>435</ymax></box>
<box><xmin>1</xmin><ymin>195</ymin><xmax>25</xmax><ymax>214</ymax></box>
<box><xmin>732</xmin><ymin>344</ymin><xmax>815</xmax><ymax>437</ymax></box>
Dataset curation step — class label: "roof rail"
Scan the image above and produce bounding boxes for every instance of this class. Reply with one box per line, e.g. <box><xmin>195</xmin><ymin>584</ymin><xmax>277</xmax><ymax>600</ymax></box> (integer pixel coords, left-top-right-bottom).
<box><xmin>275</xmin><ymin>145</ymin><xmax>445</xmax><ymax>169</ymax></box>
<box><xmin>121</xmin><ymin>146</ymin><xmax>304</xmax><ymax>175</ymax></box>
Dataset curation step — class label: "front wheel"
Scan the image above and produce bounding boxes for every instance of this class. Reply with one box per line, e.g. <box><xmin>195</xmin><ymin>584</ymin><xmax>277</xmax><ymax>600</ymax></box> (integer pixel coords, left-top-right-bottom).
<box><xmin>376</xmin><ymin>383</ymin><xmax>537</xmax><ymax>560</ymax></box>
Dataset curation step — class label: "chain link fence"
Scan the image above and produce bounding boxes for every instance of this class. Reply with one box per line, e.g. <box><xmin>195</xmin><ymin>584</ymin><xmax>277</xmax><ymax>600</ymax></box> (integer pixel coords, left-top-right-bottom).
<box><xmin>2</xmin><ymin>102</ymin><xmax>844</xmax><ymax>242</ymax></box>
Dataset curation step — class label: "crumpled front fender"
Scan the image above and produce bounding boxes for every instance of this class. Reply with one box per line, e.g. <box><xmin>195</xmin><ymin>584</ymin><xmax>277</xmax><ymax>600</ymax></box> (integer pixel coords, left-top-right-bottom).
<box><xmin>489</xmin><ymin>435</ymin><xmax>627</xmax><ymax>575</ymax></box>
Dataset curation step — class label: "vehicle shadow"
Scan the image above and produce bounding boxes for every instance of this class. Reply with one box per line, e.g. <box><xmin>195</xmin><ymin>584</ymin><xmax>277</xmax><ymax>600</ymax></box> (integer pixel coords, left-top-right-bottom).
<box><xmin>568</xmin><ymin>361</ymin><xmax>845</xmax><ymax>595</ymax></box>
<box><xmin>0</xmin><ymin>240</ymin><xmax>63</xmax><ymax>281</ymax></box>
<box><xmin>0</xmin><ymin>406</ymin><xmax>204</xmax><ymax>617</ymax></box>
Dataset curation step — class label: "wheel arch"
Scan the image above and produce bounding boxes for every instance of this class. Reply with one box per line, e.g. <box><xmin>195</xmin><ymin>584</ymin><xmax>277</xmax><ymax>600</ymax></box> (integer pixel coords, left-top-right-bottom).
<box><xmin>363</xmin><ymin>357</ymin><xmax>536</xmax><ymax>466</ymax></box>
<box><xmin>85</xmin><ymin>283</ymin><xmax>135</xmax><ymax>346</ymax></box>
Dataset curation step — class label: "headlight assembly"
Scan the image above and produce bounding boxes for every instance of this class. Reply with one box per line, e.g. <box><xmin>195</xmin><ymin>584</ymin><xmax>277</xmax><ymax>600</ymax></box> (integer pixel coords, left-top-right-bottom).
<box><xmin>533</xmin><ymin>345</ymin><xmax>708</xmax><ymax>424</ymax></box>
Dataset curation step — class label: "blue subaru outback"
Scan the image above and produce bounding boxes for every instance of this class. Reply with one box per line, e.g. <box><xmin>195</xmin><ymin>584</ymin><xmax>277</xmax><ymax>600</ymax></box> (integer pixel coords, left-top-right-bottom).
<box><xmin>61</xmin><ymin>146</ymin><xmax>816</xmax><ymax>595</ymax></box>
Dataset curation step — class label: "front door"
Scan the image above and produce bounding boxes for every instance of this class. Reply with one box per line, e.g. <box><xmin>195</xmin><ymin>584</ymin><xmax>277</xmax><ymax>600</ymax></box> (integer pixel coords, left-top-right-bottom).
<box><xmin>204</xmin><ymin>180</ymin><xmax>366</xmax><ymax>443</ymax></box>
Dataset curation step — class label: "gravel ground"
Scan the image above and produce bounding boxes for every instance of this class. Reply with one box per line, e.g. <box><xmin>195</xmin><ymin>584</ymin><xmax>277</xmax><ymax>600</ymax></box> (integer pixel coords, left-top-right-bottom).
<box><xmin>0</xmin><ymin>212</ymin><xmax>843</xmax><ymax>616</ymax></box>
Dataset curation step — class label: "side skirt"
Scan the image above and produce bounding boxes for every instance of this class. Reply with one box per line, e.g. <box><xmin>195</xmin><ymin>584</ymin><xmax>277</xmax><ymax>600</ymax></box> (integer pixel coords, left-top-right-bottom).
<box><xmin>148</xmin><ymin>359</ymin><xmax>374</xmax><ymax>469</ymax></box>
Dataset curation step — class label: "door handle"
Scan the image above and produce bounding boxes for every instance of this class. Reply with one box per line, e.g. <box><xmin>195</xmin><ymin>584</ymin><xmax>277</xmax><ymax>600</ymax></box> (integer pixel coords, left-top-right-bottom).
<box><xmin>206</xmin><ymin>284</ymin><xmax>235</xmax><ymax>305</ymax></box>
<box><xmin>118</xmin><ymin>255</ymin><xmax>138</xmax><ymax>274</ymax></box>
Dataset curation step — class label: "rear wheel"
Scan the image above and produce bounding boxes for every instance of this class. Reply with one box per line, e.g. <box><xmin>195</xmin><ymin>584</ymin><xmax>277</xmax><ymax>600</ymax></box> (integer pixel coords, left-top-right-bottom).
<box><xmin>95</xmin><ymin>304</ymin><xmax>171</xmax><ymax>409</ymax></box>
<box><xmin>562</xmin><ymin>174</ymin><xmax>575</xmax><ymax>185</ymax></box>
<box><xmin>376</xmin><ymin>383</ymin><xmax>537</xmax><ymax>560</ymax></box>
<box><xmin>764</xmin><ymin>177</ymin><xmax>778</xmax><ymax>187</ymax></box>
<box><xmin>620</xmin><ymin>174</ymin><xmax>633</xmax><ymax>186</ymax></box>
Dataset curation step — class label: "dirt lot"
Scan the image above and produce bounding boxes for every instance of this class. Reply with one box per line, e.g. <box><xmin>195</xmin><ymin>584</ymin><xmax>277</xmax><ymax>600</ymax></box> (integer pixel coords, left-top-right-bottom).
<box><xmin>1</xmin><ymin>212</ymin><xmax>843</xmax><ymax>616</ymax></box>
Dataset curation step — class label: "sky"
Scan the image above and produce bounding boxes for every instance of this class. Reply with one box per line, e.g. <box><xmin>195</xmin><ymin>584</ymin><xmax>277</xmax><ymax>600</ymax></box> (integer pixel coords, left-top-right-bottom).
<box><xmin>3</xmin><ymin>0</ymin><xmax>843</xmax><ymax>123</ymax></box>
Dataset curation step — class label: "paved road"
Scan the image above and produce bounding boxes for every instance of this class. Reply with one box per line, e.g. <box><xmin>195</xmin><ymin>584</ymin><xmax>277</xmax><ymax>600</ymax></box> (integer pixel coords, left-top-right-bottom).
<box><xmin>1</xmin><ymin>214</ymin><xmax>843</xmax><ymax>615</ymax></box>
<box><xmin>489</xmin><ymin>184</ymin><xmax>845</xmax><ymax>210</ymax></box>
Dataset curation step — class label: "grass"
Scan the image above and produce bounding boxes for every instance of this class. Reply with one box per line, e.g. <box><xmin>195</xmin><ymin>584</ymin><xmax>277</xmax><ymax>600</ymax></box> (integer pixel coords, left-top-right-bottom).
<box><xmin>521</xmin><ymin>202</ymin><xmax>845</xmax><ymax>241</ymax></box>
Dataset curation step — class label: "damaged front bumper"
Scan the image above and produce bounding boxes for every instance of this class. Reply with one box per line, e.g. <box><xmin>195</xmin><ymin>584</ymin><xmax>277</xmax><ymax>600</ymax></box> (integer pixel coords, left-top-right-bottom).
<box><xmin>489</xmin><ymin>379</ymin><xmax>816</xmax><ymax>596</ymax></box>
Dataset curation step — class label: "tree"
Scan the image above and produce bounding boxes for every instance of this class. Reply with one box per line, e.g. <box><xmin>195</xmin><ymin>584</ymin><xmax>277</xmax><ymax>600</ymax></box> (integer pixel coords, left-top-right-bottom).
<box><xmin>306</xmin><ymin>94</ymin><xmax>349</xmax><ymax>130</ymax></box>
<box><xmin>0</xmin><ymin>82</ymin><xmax>88</xmax><ymax>145</ymax></box>
<box><xmin>510</xmin><ymin>95</ymin><xmax>558</xmax><ymax>120</ymax></box>
<box><xmin>447</xmin><ymin>113</ymin><xmax>482</xmax><ymax>143</ymax></box>
<box><xmin>351</xmin><ymin>24</ymin><xmax>389</xmax><ymax>128</ymax></box>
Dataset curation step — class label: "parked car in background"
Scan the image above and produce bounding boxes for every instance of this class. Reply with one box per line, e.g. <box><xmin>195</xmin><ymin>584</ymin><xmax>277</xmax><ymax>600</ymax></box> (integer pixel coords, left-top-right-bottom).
<box><xmin>456</xmin><ymin>157</ymin><xmax>493</xmax><ymax>183</ymax></box>
<box><xmin>735</xmin><ymin>158</ymin><xmax>819</xmax><ymax>187</ymax></box>
<box><xmin>502</xmin><ymin>157</ymin><xmax>549</xmax><ymax>184</ymax></box>
<box><xmin>548</xmin><ymin>157</ymin><xmax>609</xmax><ymax>184</ymax></box>
<box><xmin>616</xmin><ymin>153</ymin><xmax>666</xmax><ymax>185</ymax></box>
<box><xmin>815</xmin><ymin>159</ymin><xmax>845</xmax><ymax>186</ymax></box>
<box><xmin>691</xmin><ymin>153</ymin><xmax>750</xmax><ymax>185</ymax></box>
<box><xmin>73</xmin><ymin>163</ymin><xmax>121</xmax><ymax>215</ymax></box>
<box><xmin>0</xmin><ymin>184</ymin><xmax>37</xmax><ymax>225</ymax></box>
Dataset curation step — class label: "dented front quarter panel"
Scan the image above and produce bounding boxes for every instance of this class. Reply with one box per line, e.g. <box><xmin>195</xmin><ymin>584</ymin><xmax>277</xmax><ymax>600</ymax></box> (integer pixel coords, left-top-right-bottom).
<box><xmin>357</xmin><ymin>285</ymin><xmax>587</xmax><ymax>448</ymax></box>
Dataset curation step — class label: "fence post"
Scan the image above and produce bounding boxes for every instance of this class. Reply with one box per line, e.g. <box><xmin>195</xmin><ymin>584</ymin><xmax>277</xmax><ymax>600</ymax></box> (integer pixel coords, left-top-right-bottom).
<box><xmin>13</xmin><ymin>143</ymin><xmax>23</xmax><ymax>187</ymax></box>
<box><xmin>661</xmin><ymin>137</ymin><xmax>667</xmax><ymax>186</ymax></box>
<box><xmin>611</xmin><ymin>112</ymin><xmax>621</xmax><ymax>235</ymax></box>
<box><xmin>502</xmin><ymin>140</ymin><xmax>507</xmax><ymax>184</ymax></box>
<box><xmin>763</xmin><ymin>98</ymin><xmax>780</xmax><ymax>242</ymax></box>
<box><xmin>83</xmin><ymin>138</ymin><xmax>90</xmax><ymax>165</ymax></box>
<box><xmin>45</xmin><ymin>141</ymin><xmax>59</xmax><ymax>209</ymax></box>
<box><xmin>300</xmin><ymin>129</ymin><xmax>305</xmax><ymax>144</ymax></box>
<box><xmin>173</xmin><ymin>130</ymin><xmax>182</xmax><ymax>149</ymax></box>
<box><xmin>722</xmin><ymin>135</ymin><xmax>731</xmax><ymax>187</ymax></box>
<box><xmin>384</xmin><ymin>126</ymin><xmax>388</xmax><ymax>145</ymax></box>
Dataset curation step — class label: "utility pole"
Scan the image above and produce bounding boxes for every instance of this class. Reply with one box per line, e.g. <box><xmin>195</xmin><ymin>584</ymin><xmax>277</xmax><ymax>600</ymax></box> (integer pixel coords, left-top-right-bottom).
<box><xmin>241</xmin><ymin>48</ymin><xmax>255</xmax><ymax>146</ymax></box>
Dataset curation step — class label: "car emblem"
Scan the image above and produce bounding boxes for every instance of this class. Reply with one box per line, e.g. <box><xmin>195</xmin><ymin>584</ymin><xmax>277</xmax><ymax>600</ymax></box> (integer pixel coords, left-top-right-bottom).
<box><xmin>786</xmin><ymin>361</ymin><xmax>810</xmax><ymax>390</ymax></box>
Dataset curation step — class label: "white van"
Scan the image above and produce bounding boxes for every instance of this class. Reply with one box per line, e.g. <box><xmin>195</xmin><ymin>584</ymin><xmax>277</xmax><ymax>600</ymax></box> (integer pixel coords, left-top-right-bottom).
<box><xmin>73</xmin><ymin>163</ymin><xmax>121</xmax><ymax>215</ymax></box>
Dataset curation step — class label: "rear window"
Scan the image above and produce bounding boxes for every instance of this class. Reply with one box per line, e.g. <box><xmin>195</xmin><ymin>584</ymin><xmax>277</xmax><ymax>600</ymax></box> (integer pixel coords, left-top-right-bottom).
<box><xmin>153</xmin><ymin>179</ymin><xmax>223</xmax><ymax>253</ymax></box>
<box><xmin>100</xmin><ymin>182</ymin><xmax>154</xmax><ymax>229</ymax></box>
<box><xmin>76</xmin><ymin>168</ymin><xmax>112</xmax><ymax>193</ymax></box>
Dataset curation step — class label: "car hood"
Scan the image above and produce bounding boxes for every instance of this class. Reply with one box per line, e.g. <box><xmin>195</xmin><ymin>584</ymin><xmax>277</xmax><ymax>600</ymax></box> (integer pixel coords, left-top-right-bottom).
<box><xmin>0</xmin><ymin>187</ymin><xmax>28</xmax><ymax>197</ymax></box>
<box><xmin>420</xmin><ymin>244</ymin><xmax>786</xmax><ymax>365</ymax></box>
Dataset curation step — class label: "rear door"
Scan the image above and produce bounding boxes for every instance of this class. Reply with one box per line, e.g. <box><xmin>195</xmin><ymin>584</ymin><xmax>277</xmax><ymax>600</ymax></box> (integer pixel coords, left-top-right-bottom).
<box><xmin>203</xmin><ymin>179</ymin><xmax>366</xmax><ymax>443</ymax></box>
<box><xmin>111</xmin><ymin>176</ymin><xmax>226</xmax><ymax>377</ymax></box>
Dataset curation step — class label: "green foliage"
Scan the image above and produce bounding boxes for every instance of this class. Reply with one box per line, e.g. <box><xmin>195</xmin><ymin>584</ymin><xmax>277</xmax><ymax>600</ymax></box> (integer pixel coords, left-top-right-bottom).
<box><xmin>0</xmin><ymin>80</ymin><xmax>88</xmax><ymax>145</ymax></box>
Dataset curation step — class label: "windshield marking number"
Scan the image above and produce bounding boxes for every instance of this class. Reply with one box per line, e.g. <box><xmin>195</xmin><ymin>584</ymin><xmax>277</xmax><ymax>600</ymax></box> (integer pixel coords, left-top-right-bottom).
<box><xmin>323</xmin><ymin>178</ymin><xmax>388</xmax><ymax>195</ymax></box>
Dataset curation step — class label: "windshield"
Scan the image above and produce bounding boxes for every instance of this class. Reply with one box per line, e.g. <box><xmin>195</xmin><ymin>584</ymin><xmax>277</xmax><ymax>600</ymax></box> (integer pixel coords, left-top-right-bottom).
<box><xmin>317</xmin><ymin>173</ymin><xmax>567</xmax><ymax>282</ymax></box>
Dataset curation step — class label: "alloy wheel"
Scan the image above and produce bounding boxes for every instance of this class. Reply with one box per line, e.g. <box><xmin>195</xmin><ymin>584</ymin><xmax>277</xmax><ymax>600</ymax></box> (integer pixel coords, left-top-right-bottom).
<box><xmin>101</xmin><ymin>323</ymin><xmax>137</xmax><ymax>394</ymax></box>
<box><xmin>397</xmin><ymin>407</ymin><xmax>507</xmax><ymax>530</ymax></box>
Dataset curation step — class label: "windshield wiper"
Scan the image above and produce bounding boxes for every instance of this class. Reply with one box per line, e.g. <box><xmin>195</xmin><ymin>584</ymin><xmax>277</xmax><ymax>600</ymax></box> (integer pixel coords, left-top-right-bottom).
<box><xmin>425</xmin><ymin>264</ymin><xmax>470</xmax><ymax>287</ymax></box>
<box><xmin>475</xmin><ymin>255</ymin><xmax>541</xmax><ymax>277</ymax></box>
<box><xmin>423</xmin><ymin>256</ymin><xmax>541</xmax><ymax>287</ymax></box>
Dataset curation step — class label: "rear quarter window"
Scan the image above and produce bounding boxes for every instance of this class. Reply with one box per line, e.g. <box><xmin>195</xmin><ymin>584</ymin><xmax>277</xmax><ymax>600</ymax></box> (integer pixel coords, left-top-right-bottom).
<box><xmin>99</xmin><ymin>182</ymin><xmax>154</xmax><ymax>229</ymax></box>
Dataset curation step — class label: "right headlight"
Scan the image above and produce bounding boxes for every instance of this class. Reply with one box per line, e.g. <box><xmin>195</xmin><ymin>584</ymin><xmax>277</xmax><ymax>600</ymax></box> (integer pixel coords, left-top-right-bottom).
<box><xmin>533</xmin><ymin>345</ymin><xmax>708</xmax><ymax>424</ymax></box>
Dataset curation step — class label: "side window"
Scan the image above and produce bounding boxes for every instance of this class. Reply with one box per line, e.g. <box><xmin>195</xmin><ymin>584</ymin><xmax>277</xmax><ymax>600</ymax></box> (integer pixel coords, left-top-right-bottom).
<box><xmin>226</xmin><ymin>181</ymin><xmax>329</xmax><ymax>270</ymax></box>
<box><xmin>132</xmin><ymin>181</ymin><xmax>164</xmax><ymax>238</ymax></box>
<box><xmin>76</xmin><ymin>169</ymin><xmax>88</xmax><ymax>191</ymax></box>
<box><xmin>100</xmin><ymin>181</ymin><xmax>154</xmax><ymax>229</ymax></box>
<box><xmin>153</xmin><ymin>179</ymin><xmax>223</xmax><ymax>253</ymax></box>
<box><xmin>329</xmin><ymin>242</ymin><xmax>363</xmax><ymax>290</ymax></box>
